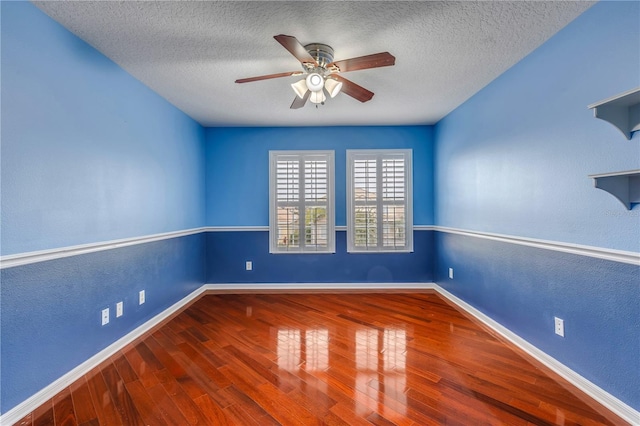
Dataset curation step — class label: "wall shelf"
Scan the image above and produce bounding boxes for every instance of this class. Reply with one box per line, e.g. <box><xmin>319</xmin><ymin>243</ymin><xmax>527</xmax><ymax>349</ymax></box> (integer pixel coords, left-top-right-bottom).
<box><xmin>589</xmin><ymin>170</ymin><xmax>640</xmax><ymax>210</ymax></box>
<box><xmin>588</xmin><ymin>88</ymin><xmax>640</xmax><ymax>140</ymax></box>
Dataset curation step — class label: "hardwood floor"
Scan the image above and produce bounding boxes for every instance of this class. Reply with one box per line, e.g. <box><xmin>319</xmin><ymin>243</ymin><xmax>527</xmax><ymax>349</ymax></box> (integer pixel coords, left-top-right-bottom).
<box><xmin>15</xmin><ymin>292</ymin><xmax>629</xmax><ymax>425</ymax></box>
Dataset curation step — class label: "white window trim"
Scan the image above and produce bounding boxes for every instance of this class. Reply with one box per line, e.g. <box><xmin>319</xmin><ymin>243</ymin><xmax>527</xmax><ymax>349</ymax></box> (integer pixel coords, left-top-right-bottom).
<box><xmin>269</xmin><ymin>150</ymin><xmax>335</xmax><ymax>254</ymax></box>
<box><xmin>346</xmin><ymin>149</ymin><xmax>413</xmax><ymax>253</ymax></box>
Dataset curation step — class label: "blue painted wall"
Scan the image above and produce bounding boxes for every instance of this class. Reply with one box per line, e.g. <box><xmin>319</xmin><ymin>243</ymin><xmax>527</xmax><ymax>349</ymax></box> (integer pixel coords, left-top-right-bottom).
<box><xmin>435</xmin><ymin>1</ymin><xmax>640</xmax><ymax>252</ymax></box>
<box><xmin>434</xmin><ymin>1</ymin><xmax>640</xmax><ymax>411</ymax></box>
<box><xmin>204</xmin><ymin>126</ymin><xmax>436</xmax><ymax>287</ymax></box>
<box><xmin>1</xmin><ymin>2</ymin><xmax>206</xmax><ymax>256</ymax></box>
<box><xmin>205</xmin><ymin>126</ymin><xmax>435</xmax><ymax>227</ymax></box>
<box><xmin>0</xmin><ymin>2</ymin><xmax>207</xmax><ymax>414</ymax></box>
<box><xmin>1</xmin><ymin>234</ymin><xmax>206</xmax><ymax>414</ymax></box>
<box><xmin>207</xmin><ymin>231</ymin><xmax>434</xmax><ymax>284</ymax></box>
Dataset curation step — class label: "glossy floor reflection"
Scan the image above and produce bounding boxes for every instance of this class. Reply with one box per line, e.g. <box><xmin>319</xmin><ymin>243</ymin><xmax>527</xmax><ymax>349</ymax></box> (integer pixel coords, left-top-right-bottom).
<box><xmin>17</xmin><ymin>292</ymin><xmax>629</xmax><ymax>425</ymax></box>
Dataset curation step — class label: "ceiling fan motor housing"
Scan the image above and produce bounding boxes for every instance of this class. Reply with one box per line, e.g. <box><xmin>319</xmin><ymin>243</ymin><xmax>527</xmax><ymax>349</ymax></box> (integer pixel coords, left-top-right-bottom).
<box><xmin>304</xmin><ymin>43</ymin><xmax>334</xmax><ymax>70</ymax></box>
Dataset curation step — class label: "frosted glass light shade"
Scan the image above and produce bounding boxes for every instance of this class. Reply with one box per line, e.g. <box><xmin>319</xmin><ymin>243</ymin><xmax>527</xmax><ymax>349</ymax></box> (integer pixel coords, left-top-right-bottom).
<box><xmin>324</xmin><ymin>78</ymin><xmax>343</xmax><ymax>98</ymax></box>
<box><xmin>309</xmin><ymin>91</ymin><xmax>326</xmax><ymax>104</ymax></box>
<box><xmin>306</xmin><ymin>73</ymin><xmax>324</xmax><ymax>92</ymax></box>
<box><xmin>291</xmin><ymin>79</ymin><xmax>308</xmax><ymax>99</ymax></box>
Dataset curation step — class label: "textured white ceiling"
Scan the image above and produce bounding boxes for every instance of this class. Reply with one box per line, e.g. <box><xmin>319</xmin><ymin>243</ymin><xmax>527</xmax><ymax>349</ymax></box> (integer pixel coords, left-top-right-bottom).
<box><xmin>33</xmin><ymin>1</ymin><xmax>594</xmax><ymax>127</ymax></box>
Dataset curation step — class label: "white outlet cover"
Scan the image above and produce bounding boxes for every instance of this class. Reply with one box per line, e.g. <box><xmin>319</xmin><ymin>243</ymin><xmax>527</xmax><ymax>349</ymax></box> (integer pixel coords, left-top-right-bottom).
<box><xmin>449</xmin><ymin>268</ymin><xmax>454</xmax><ymax>279</ymax></box>
<box><xmin>246</xmin><ymin>261</ymin><xmax>253</xmax><ymax>271</ymax></box>
<box><xmin>101</xmin><ymin>308</ymin><xmax>109</xmax><ymax>326</ymax></box>
<box><xmin>139</xmin><ymin>290</ymin><xmax>145</xmax><ymax>305</ymax></box>
<box><xmin>116</xmin><ymin>301</ymin><xmax>123</xmax><ymax>317</ymax></box>
<box><xmin>554</xmin><ymin>317</ymin><xmax>564</xmax><ymax>337</ymax></box>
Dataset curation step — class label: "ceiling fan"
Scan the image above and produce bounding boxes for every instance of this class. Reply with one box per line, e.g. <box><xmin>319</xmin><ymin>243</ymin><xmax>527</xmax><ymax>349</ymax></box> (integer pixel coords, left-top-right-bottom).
<box><xmin>235</xmin><ymin>34</ymin><xmax>396</xmax><ymax>109</ymax></box>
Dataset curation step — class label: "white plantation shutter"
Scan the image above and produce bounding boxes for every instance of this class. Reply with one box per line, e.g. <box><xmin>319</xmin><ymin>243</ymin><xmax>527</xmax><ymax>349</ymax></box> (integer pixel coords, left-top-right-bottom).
<box><xmin>269</xmin><ymin>151</ymin><xmax>335</xmax><ymax>253</ymax></box>
<box><xmin>347</xmin><ymin>150</ymin><xmax>413</xmax><ymax>253</ymax></box>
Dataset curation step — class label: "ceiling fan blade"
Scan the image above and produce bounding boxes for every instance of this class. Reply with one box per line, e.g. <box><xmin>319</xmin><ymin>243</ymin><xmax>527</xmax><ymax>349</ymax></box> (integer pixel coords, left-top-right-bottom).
<box><xmin>290</xmin><ymin>91</ymin><xmax>310</xmax><ymax>109</ymax></box>
<box><xmin>274</xmin><ymin>34</ymin><xmax>318</xmax><ymax>67</ymax></box>
<box><xmin>333</xmin><ymin>75</ymin><xmax>374</xmax><ymax>103</ymax></box>
<box><xmin>327</xmin><ymin>52</ymin><xmax>395</xmax><ymax>73</ymax></box>
<box><xmin>235</xmin><ymin>71</ymin><xmax>303</xmax><ymax>84</ymax></box>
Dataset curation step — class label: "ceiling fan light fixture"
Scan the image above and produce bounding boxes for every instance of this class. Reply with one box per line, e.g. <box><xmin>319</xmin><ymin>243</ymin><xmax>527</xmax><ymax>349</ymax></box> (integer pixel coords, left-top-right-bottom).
<box><xmin>324</xmin><ymin>78</ymin><xmax>343</xmax><ymax>98</ymax></box>
<box><xmin>291</xmin><ymin>79</ymin><xmax>308</xmax><ymax>99</ymax></box>
<box><xmin>309</xmin><ymin>90</ymin><xmax>326</xmax><ymax>104</ymax></box>
<box><xmin>306</xmin><ymin>73</ymin><xmax>324</xmax><ymax>92</ymax></box>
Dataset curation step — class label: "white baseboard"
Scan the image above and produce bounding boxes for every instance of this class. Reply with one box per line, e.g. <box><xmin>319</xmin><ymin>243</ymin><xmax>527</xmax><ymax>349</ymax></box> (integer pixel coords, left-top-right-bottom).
<box><xmin>2</xmin><ymin>282</ymin><xmax>638</xmax><ymax>426</ymax></box>
<box><xmin>0</xmin><ymin>286</ymin><xmax>208</xmax><ymax>426</ymax></box>
<box><xmin>203</xmin><ymin>282</ymin><xmax>437</xmax><ymax>291</ymax></box>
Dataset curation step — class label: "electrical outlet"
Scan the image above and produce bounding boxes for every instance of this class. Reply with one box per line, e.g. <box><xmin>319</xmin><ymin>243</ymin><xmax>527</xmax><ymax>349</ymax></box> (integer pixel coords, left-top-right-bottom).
<box><xmin>101</xmin><ymin>308</ymin><xmax>110</xmax><ymax>326</ymax></box>
<box><xmin>116</xmin><ymin>301</ymin><xmax>123</xmax><ymax>318</ymax></box>
<box><xmin>449</xmin><ymin>268</ymin><xmax>454</xmax><ymax>279</ymax></box>
<box><xmin>554</xmin><ymin>317</ymin><xmax>564</xmax><ymax>337</ymax></box>
<box><xmin>139</xmin><ymin>290</ymin><xmax>145</xmax><ymax>305</ymax></box>
<box><xmin>246</xmin><ymin>261</ymin><xmax>253</xmax><ymax>271</ymax></box>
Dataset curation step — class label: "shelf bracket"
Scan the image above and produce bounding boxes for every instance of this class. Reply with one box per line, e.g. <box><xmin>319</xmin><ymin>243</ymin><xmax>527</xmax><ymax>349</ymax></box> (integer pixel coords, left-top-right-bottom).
<box><xmin>589</xmin><ymin>170</ymin><xmax>640</xmax><ymax>210</ymax></box>
<box><xmin>588</xmin><ymin>88</ymin><xmax>640</xmax><ymax>140</ymax></box>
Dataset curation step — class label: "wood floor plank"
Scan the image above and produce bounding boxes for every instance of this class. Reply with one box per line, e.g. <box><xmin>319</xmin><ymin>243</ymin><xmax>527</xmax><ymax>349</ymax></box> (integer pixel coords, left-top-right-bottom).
<box><xmin>156</xmin><ymin>347</ymin><xmax>213</xmax><ymax>400</ymax></box>
<box><xmin>154</xmin><ymin>326</ymin><xmax>185</xmax><ymax>346</ymax></box>
<box><xmin>223</xmin><ymin>384</ymin><xmax>281</xmax><ymax>425</ymax></box>
<box><xmin>221</xmin><ymin>403</ymin><xmax>266</xmax><ymax>426</ymax></box>
<box><xmin>328</xmin><ymin>402</ymin><xmax>376</xmax><ymax>426</ymax></box>
<box><xmin>31</xmin><ymin>399</ymin><xmax>54</xmax><ymax>426</ymax></box>
<box><xmin>69</xmin><ymin>377</ymin><xmax>98</xmax><ymax>425</ymax></box>
<box><xmin>52</xmin><ymin>388</ymin><xmax>78</xmax><ymax>426</ymax></box>
<box><xmin>286</xmin><ymin>384</ymin><xmax>338</xmax><ymax>419</ymax></box>
<box><xmin>100</xmin><ymin>362</ymin><xmax>145</xmax><ymax>426</ymax></box>
<box><xmin>84</xmin><ymin>370</ymin><xmax>123</xmax><ymax>426</ymax></box>
<box><xmin>145</xmin><ymin>383</ymin><xmax>191</xmax><ymax>425</ymax></box>
<box><xmin>223</xmin><ymin>343</ymin><xmax>297</xmax><ymax>392</ymax></box>
<box><xmin>153</xmin><ymin>369</ymin><xmax>212</xmax><ymax>425</ymax></box>
<box><xmin>169</xmin><ymin>344</ymin><xmax>235</xmax><ymax>408</ymax></box>
<box><xmin>310</xmin><ymin>366</ymin><xmax>416</xmax><ymax>425</ymax></box>
<box><xmin>122</xmin><ymin>343</ymin><xmax>161</xmax><ymax>389</ymax></box>
<box><xmin>14</xmin><ymin>292</ymin><xmax>631</xmax><ymax>426</ymax></box>
<box><xmin>111</xmin><ymin>354</ymin><xmax>138</xmax><ymax>385</ymax></box>
<box><xmin>134</xmin><ymin>341</ymin><xmax>165</xmax><ymax>372</ymax></box>
<box><xmin>144</xmin><ymin>334</ymin><xmax>192</xmax><ymax>378</ymax></box>
<box><xmin>176</xmin><ymin>339</ymin><xmax>233</xmax><ymax>390</ymax></box>
<box><xmin>192</xmin><ymin>394</ymin><xmax>233</xmax><ymax>425</ymax></box>
<box><xmin>123</xmin><ymin>380</ymin><xmax>168</xmax><ymax>426</ymax></box>
<box><xmin>254</xmin><ymin>382</ymin><xmax>320</xmax><ymax>425</ymax></box>
<box><xmin>218</xmin><ymin>364</ymin><xmax>310</xmax><ymax>425</ymax></box>
<box><xmin>366</xmin><ymin>411</ymin><xmax>414</xmax><ymax>426</ymax></box>
<box><xmin>177</xmin><ymin>327</ymin><xmax>228</xmax><ymax>369</ymax></box>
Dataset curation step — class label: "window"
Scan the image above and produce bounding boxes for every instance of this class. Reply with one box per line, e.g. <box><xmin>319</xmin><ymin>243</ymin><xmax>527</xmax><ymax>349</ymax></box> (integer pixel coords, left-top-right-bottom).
<box><xmin>347</xmin><ymin>149</ymin><xmax>413</xmax><ymax>253</ymax></box>
<box><xmin>269</xmin><ymin>151</ymin><xmax>335</xmax><ymax>253</ymax></box>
